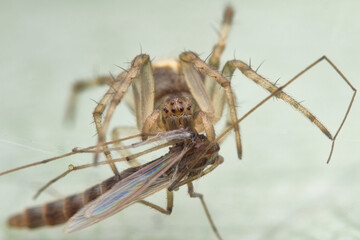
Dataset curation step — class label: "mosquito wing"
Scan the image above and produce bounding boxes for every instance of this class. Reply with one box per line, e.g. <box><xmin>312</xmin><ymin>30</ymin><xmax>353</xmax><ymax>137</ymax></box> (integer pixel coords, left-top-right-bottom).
<box><xmin>64</xmin><ymin>144</ymin><xmax>190</xmax><ymax>233</ymax></box>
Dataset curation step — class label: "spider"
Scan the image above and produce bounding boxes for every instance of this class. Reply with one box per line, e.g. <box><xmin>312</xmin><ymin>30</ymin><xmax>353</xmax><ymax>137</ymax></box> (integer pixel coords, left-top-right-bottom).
<box><xmin>65</xmin><ymin>6</ymin><xmax>342</xmax><ymax>179</ymax></box>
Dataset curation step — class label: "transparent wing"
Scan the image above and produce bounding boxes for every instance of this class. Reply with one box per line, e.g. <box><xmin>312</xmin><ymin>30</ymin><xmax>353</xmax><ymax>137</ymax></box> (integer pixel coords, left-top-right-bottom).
<box><xmin>64</xmin><ymin>144</ymin><xmax>190</xmax><ymax>233</ymax></box>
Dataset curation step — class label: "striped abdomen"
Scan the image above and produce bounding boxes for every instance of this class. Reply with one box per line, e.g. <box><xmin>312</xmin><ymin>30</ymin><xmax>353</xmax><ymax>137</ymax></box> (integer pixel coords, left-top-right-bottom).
<box><xmin>8</xmin><ymin>167</ymin><xmax>139</xmax><ymax>229</ymax></box>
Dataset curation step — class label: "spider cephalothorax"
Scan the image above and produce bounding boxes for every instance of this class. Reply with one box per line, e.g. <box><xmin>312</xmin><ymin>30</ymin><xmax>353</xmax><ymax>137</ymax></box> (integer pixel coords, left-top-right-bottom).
<box><xmin>161</xmin><ymin>95</ymin><xmax>195</xmax><ymax>130</ymax></box>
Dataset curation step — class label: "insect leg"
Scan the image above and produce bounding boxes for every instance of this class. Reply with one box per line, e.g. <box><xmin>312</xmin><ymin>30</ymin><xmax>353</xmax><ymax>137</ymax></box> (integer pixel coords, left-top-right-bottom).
<box><xmin>176</xmin><ymin>155</ymin><xmax>224</xmax><ymax>189</ymax></box>
<box><xmin>187</xmin><ymin>182</ymin><xmax>222</xmax><ymax>240</ymax></box>
<box><xmin>137</xmin><ymin>190</ymin><xmax>174</xmax><ymax>215</ymax></box>
<box><xmin>111</xmin><ymin>126</ymin><xmax>141</xmax><ymax>167</ymax></box>
<box><xmin>33</xmin><ymin>141</ymin><xmax>176</xmax><ymax>199</ymax></box>
<box><xmin>0</xmin><ymin>133</ymin><xmax>146</xmax><ymax>176</ymax></box>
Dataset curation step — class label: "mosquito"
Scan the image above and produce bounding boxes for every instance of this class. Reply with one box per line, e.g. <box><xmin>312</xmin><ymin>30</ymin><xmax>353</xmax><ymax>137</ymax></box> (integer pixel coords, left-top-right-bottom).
<box><xmin>1</xmin><ymin>5</ymin><xmax>356</xmax><ymax>240</ymax></box>
<box><xmin>4</xmin><ymin>129</ymin><xmax>226</xmax><ymax>238</ymax></box>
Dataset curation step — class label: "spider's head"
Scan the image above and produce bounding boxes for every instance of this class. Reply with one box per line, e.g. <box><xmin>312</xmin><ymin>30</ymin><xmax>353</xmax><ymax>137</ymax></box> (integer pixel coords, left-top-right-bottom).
<box><xmin>161</xmin><ymin>96</ymin><xmax>194</xmax><ymax>131</ymax></box>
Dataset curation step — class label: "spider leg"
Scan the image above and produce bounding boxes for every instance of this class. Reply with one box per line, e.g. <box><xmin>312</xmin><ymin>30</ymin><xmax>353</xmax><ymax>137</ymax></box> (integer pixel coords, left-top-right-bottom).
<box><xmin>210</xmin><ymin>62</ymin><xmax>237</xmax><ymax>123</ymax></box>
<box><xmin>180</xmin><ymin>51</ymin><xmax>242</xmax><ymax>159</ymax></box>
<box><xmin>222</xmin><ymin>58</ymin><xmax>333</xmax><ymax>138</ymax></box>
<box><xmin>204</xmin><ymin>6</ymin><xmax>234</xmax><ymax>112</ymax></box>
<box><xmin>92</xmin><ymin>79</ymin><xmax>125</xmax><ymax>175</ymax></box>
<box><xmin>141</xmin><ymin>109</ymin><xmax>163</xmax><ymax>140</ymax></box>
<box><xmin>64</xmin><ymin>72</ymin><xmax>135</xmax><ymax>122</ymax></box>
<box><xmin>207</xmin><ymin>5</ymin><xmax>234</xmax><ymax>70</ymax></box>
<box><xmin>94</xmin><ymin>54</ymin><xmax>154</xmax><ymax>167</ymax></box>
<box><xmin>132</xmin><ymin>57</ymin><xmax>155</xmax><ymax>130</ymax></box>
<box><xmin>218</xmin><ymin>56</ymin><xmax>356</xmax><ymax>163</ymax></box>
<box><xmin>193</xmin><ymin>111</ymin><xmax>216</xmax><ymax>142</ymax></box>
<box><xmin>64</xmin><ymin>75</ymin><xmax>116</xmax><ymax>122</ymax></box>
<box><xmin>63</xmin><ymin>72</ymin><xmax>137</xmax><ymax>175</ymax></box>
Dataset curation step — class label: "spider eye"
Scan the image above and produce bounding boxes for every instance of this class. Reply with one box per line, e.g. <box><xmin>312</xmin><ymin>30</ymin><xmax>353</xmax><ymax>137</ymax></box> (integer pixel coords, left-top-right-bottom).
<box><xmin>163</xmin><ymin>107</ymin><xmax>169</xmax><ymax>113</ymax></box>
<box><xmin>179</xmin><ymin>107</ymin><xmax>184</xmax><ymax>112</ymax></box>
<box><xmin>171</xmin><ymin>108</ymin><xmax>176</xmax><ymax>113</ymax></box>
<box><xmin>187</xmin><ymin>105</ymin><xmax>191</xmax><ymax>110</ymax></box>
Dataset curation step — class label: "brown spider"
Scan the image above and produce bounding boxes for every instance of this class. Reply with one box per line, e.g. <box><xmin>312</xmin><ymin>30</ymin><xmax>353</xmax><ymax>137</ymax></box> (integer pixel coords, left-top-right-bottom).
<box><xmin>65</xmin><ymin>6</ymin><xmax>339</xmax><ymax>178</ymax></box>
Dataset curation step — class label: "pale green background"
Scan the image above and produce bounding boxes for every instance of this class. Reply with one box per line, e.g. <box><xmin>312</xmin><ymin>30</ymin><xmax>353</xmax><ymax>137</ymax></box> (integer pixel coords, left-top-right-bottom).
<box><xmin>0</xmin><ymin>1</ymin><xmax>359</xmax><ymax>240</ymax></box>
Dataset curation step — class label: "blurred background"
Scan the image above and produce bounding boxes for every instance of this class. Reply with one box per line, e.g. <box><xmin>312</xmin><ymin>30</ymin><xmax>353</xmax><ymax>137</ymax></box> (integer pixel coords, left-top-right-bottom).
<box><xmin>0</xmin><ymin>0</ymin><xmax>359</xmax><ymax>239</ymax></box>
